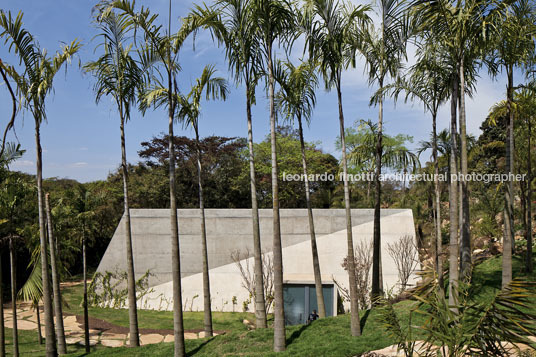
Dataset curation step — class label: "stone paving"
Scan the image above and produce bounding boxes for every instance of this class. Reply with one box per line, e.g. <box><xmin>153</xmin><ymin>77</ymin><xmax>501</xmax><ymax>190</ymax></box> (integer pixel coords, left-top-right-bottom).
<box><xmin>2</xmin><ymin>301</ymin><xmax>219</xmax><ymax>348</ymax></box>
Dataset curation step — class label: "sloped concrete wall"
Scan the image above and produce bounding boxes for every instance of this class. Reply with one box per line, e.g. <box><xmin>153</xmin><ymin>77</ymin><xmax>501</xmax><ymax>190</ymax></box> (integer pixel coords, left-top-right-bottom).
<box><xmin>97</xmin><ymin>208</ymin><xmax>418</xmax><ymax>312</ymax></box>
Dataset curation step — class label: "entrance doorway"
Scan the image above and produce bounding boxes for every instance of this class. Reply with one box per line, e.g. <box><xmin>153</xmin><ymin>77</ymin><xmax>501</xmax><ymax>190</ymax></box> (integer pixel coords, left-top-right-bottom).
<box><xmin>283</xmin><ymin>283</ymin><xmax>334</xmax><ymax>325</ymax></box>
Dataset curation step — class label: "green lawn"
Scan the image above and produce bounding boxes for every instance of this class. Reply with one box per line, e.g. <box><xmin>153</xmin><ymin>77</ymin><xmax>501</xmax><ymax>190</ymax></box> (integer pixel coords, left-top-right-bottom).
<box><xmin>3</xmin><ymin>254</ymin><xmax>535</xmax><ymax>356</ymax></box>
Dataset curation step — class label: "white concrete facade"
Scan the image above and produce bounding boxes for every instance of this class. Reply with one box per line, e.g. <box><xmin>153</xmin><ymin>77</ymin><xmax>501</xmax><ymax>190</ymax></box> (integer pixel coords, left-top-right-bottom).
<box><xmin>96</xmin><ymin>208</ymin><xmax>418</xmax><ymax>313</ymax></box>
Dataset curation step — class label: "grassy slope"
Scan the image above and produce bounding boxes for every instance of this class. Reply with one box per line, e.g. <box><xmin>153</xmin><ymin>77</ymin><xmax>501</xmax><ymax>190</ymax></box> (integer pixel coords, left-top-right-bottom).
<box><xmin>3</xmin><ymin>254</ymin><xmax>535</xmax><ymax>356</ymax></box>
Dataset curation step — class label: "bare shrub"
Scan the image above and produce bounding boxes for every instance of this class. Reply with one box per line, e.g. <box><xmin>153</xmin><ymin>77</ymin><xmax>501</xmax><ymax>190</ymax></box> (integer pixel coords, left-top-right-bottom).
<box><xmin>387</xmin><ymin>235</ymin><xmax>418</xmax><ymax>292</ymax></box>
<box><xmin>336</xmin><ymin>239</ymin><xmax>373</xmax><ymax>310</ymax></box>
<box><xmin>231</xmin><ymin>248</ymin><xmax>274</xmax><ymax>313</ymax></box>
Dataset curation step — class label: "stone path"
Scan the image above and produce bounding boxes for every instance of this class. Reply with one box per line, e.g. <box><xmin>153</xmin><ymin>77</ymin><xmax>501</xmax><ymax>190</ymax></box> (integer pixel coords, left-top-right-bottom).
<box><xmin>3</xmin><ymin>300</ymin><xmax>220</xmax><ymax>349</ymax></box>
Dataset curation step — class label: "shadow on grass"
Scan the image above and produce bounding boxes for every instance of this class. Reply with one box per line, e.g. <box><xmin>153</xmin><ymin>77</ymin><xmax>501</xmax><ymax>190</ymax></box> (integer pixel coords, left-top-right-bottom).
<box><xmin>287</xmin><ymin>324</ymin><xmax>310</xmax><ymax>345</ymax></box>
<box><xmin>360</xmin><ymin>309</ymin><xmax>371</xmax><ymax>331</ymax></box>
<box><xmin>187</xmin><ymin>337</ymin><xmax>214</xmax><ymax>356</ymax></box>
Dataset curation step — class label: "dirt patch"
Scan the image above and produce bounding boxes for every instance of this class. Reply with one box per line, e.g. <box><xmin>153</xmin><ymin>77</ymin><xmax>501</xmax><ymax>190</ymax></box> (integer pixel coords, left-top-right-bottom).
<box><xmin>74</xmin><ymin>315</ymin><xmax>225</xmax><ymax>336</ymax></box>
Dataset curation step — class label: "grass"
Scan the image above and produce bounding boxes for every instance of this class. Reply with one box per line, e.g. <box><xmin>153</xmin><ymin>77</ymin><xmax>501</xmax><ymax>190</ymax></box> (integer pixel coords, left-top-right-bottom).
<box><xmin>3</xmin><ymin>254</ymin><xmax>536</xmax><ymax>356</ymax></box>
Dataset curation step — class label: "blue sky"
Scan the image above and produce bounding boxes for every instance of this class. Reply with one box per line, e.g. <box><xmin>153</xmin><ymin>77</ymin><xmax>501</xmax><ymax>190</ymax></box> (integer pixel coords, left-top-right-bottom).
<box><xmin>0</xmin><ymin>0</ymin><xmax>510</xmax><ymax>182</ymax></box>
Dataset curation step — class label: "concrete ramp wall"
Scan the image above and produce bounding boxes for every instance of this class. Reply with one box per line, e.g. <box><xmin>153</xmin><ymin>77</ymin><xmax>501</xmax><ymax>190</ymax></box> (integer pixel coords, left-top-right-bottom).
<box><xmin>96</xmin><ymin>208</ymin><xmax>418</xmax><ymax>311</ymax></box>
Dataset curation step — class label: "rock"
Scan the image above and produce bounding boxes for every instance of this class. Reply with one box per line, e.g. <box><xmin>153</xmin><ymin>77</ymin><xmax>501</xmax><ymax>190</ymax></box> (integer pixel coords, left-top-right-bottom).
<box><xmin>65</xmin><ymin>337</ymin><xmax>82</xmax><ymax>345</ymax></box>
<box><xmin>473</xmin><ymin>249</ymin><xmax>484</xmax><ymax>255</ymax></box>
<box><xmin>79</xmin><ymin>339</ymin><xmax>98</xmax><ymax>346</ymax></box>
<box><xmin>101</xmin><ymin>339</ymin><xmax>124</xmax><ymax>347</ymax></box>
<box><xmin>163</xmin><ymin>334</ymin><xmax>174</xmax><ymax>343</ymax></box>
<box><xmin>100</xmin><ymin>332</ymin><xmax>126</xmax><ymax>340</ymax></box>
<box><xmin>490</xmin><ymin>242</ymin><xmax>502</xmax><ymax>255</ymax></box>
<box><xmin>140</xmin><ymin>333</ymin><xmax>164</xmax><ymax>345</ymax></box>
<box><xmin>15</xmin><ymin>319</ymin><xmax>38</xmax><ymax>330</ymax></box>
<box><xmin>184</xmin><ymin>332</ymin><xmax>198</xmax><ymax>340</ymax></box>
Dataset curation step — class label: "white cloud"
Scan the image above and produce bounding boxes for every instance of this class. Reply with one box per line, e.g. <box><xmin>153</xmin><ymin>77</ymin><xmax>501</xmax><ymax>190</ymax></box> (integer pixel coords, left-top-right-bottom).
<box><xmin>11</xmin><ymin>160</ymin><xmax>34</xmax><ymax>168</ymax></box>
<box><xmin>71</xmin><ymin>162</ymin><xmax>88</xmax><ymax>168</ymax></box>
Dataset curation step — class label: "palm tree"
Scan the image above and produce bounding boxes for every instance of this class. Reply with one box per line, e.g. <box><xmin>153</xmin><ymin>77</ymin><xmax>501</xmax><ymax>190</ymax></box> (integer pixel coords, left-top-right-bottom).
<box><xmin>0</xmin><ymin>11</ymin><xmax>80</xmax><ymax>356</ymax></box>
<box><xmin>412</xmin><ymin>0</ymin><xmax>511</xmax><ymax>282</ymax></box>
<box><xmin>178</xmin><ymin>65</ymin><xmax>229</xmax><ymax>337</ymax></box>
<box><xmin>9</xmin><ymin>235</ymin><xmax>19</xmax><ymax>357</ymax></box>
<box><xmin>101</xmin><ymin>1</ymin><xmax>225</xmax><ymax>354</ymax></box>
<box><xmin>44</xmin><ymin>193</ymin><xmax>66</xmax><ymax>354</ymax></box>
<box><xmin>382</xmin><ymin>40</ymin><xmax>450</xmax><ymax>290</ymax></box>
<box><xmin>303</xmin><ymin>0</ymin><xmax>370</xmax><ymax>336</ymax></box>
<box><xmin>488</xmin><ymin>0</ymin><xmax>535</xmax><ymax>287</ymax></box>
<box><xmin>250</xmin><ymin>0</ymin><xmax>295</xmax><ymax>349</ymax></box>
<box><xmin>213</xmin><ymin>0</ymin><xmax>268</xmax><ymax>328</ymax></box>
<box><xmin>359</xmin><ymin>0</ymin><xmax>410</xmax><ymax>301</ymax></box>
<box><xmin>98</xmin><ymin>1</ymin><xmax>186</xmax><ymax>353</ymax></box>
<box><xmin>84</xmin><ymin>10</ymin><xmax>143</xmax><ymax>347</ymax></box>
<box><xmin>275</xmin><ymin>61</ymin><xmax>327</xmax><ymax>318</ymax></box>
<box><xmin>0</xmin><ymin>243</ymin><xmax>4</xmax><ymax>356</ymax></box>
<box><xmin>0</xmin><ymin>60</ymin><xmax>18</xmax><ymax>161</ymax></box>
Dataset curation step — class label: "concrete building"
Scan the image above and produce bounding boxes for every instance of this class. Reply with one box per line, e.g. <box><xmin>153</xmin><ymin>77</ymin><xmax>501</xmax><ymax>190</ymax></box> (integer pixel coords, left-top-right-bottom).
<box><xmin>96</xmin><ymin>208</ymin><xmax>418</xmax><ymax>324</ymax></box>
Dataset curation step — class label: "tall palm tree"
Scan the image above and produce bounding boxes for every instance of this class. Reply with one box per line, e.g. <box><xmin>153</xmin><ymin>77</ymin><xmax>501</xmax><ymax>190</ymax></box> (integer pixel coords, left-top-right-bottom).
<box><xmin>44</xmin><ymin>193</ymin><xmax>66</xmax><ymax>354</ymax></box>
<box><xmin>9</xmin><ymin>235</ymin><xmax>19</xmax><ymax>357</ymax></box>
<box><xmin>382</xmin><ymin>40</ymin><xmax>450</xmax><ymax>291</ymax></box>
<box><xmin>359</xmin><ymin>0</ymin><xmax>410</xmax><ymax>301</ymax></box>
<box><xmin>0</xmin><ymin>243</ymin><xmax>3</xmax><ymax>356</ymax></box>
<box><xmin>99</xmin><ymin>1</ymin><xmax>186</xmax><ymax>353</ymax></box>
<box><xmin>0</xmin><ymin>11</ymin><xmax>80</xmax><ymax>356</ymax></box>
<box><xmin>488</xmin><ymin>0</ymin><xmax>536</xmax><ymax>287</ymax></box>
<box><xmin>275</xmin><ymin>61</ymin><xmax>327</xmax><ymax>318</ymax></box>
<box><xmin>101</xmin><ymin>1</ymin><xmax>225</xmax><ymax>354</ymax></box>
<box><xmin>212</xmin><ymin>0</ymin><xmax>268</xmax><ymax>328</ymax></box>
<box><xmin>303</xmin><ymin>0</ymin><xmax>370</xmax><ymax>337</ymax></box>
<box><xmin>84</xmin><ymin>10</ymin><xmax>144</xmax><ymax>347</ymax></box>
<box><xmin>250</xmin><ymin>0</ymin><xmax>295</xmax><ymax>350</ymax></box>
<box><xmin>412</xmin><ymin>0</ymin><xmax>511</xmax><ymax>282</ymax></box>
<box><xmin>178</xmin><ymin>65</ymin><xmax>229</xmax><ymax>337</ymax></box>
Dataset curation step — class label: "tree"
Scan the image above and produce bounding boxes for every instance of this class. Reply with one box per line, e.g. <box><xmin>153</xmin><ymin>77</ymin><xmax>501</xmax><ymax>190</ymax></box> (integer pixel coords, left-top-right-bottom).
<box><xmin>101</xmin><ymin>1</ymin><xmax>225</xmax><ymax>354</ymax></box>
<box><xmin>212</xmin><ymin>0</ymin><xmax>268</xmax><ymax>328</ymax></box>
<box><xmin>488</xmin><ymin>0</ymin><xmax>536</xmax><ymax>287</ymax></box>
<box><xmin>383</xmin><ymin>40</ymin><xmax>451</xmax><ymax>291</ymax></box>
<box><xmin>0</xmin><ymin>11</ymin><xmax>80</xmax><ymax>356</ymax></box>
<box><xmin>359</xmin><ymin>0</ymin><xmax>410</xmax><ymax>301</ymax></box>
<box><xmin>275</xmin><ymin>61</ymin><xmax>326</xmax><ymax>318</ymax></box>
<box><xmin>303</xmin><ymin>0</ymin><xmax>370</xmax><ymax>336</ymax></box>
<box><xmin>178</xmin><ymin>64</ymin><xmax>229</xmax><ymax>337</ymax></box>
<box><xmin>250</xmin><ymin>0</ymin><xmax>294</xmax><ymax>350</ymax></box>
<box><xmin>412</xmin><ymin>0</ymin><xmax>511</xmax><ymax>284</ymax></box>
<box><xmin>45</xmin><ymin>193</ymin><xmax>66</xmax><ymax>354</ymax></box>
<box><xmin>9</xmin><ymin>235</ymin><xmax>19</xmax><ymax>357</ymax></box>
<box><xmin>84</xmin><ymin>10</ymin><xmax>143</xmax><ymax>347</ymax></box>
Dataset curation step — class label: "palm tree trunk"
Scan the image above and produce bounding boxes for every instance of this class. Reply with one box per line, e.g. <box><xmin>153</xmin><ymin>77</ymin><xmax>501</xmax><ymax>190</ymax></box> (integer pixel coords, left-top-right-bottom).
<box><xmin>502</xmin><ymin>66</ymin><xmax>515</xmax><ymax>288</ymax></box>
<box><xmin>9</xmin><ymin>237</ymin><xmax>18</xmax><ymax>357</ymax></box>
<box><xmin>0</xmin><ymin>250</ymin><xmax>5</xmax><ymax>357</ymax></box>
<box><xmin>432</xmin><ymin>112</ymin><xmax>443</xmax><ymax>292</ymax></box>
<box><xmin>245</xmin><ymin>82</ymin><xmax>267</xmax><ymax>328</ymax></box>
<box><xmin>82</xmin><ymin>231</ymin><xmax>90</xmax><ymax>353</ymax></box>
<box><xmin>448</xmin><ymin>78</ymin><xmax>460</xmax><ymax>307</ymax></box>
<box><xmin>194</xmin><ymin>128</ymin><xmax>213</xmax><ymax>336</ymax></box>
<box><xmin>371</xmin><ymin>80</ymin><xmax>384</xmax><ymax>301</ymax></box>
<box><xmin>35</xmin><ymin>122</ymin><xmax>57</xmax><ymax>357</ymax></box>
<box><xmin>297</xmin><ymin>114</ymin><xmax>326</xmax><ymax>318</ymax></box>
<box><xmin>168</xmin><ymin>89</ymin><xmax>186</xmax><ymax>357</ymax></box>
<box><xmin>267</xmin><ymin>41</ymin><xmax>285</xmax><ymax>352</ymax></box>
<box><xmin>458</xmin><ymin>60</ymin><xmax>471</xmax><ymax>280</ymax></box>
<box><xmin>526</xmin><ymin>114</ymin><xmax>533</xmax><ymax>273</ymax></box>
<box><xmin>119</xmin><ymin>110</ymin><xmax>140</xmax><ymax>347</ymax></box>
<box><xmin>36</xmin><ymin>302</ymin><xmax>42</xmax><ymax>345</ymax></box>
<box><xmin>45</xmin><ymin>193</ymin><xmax>66</xmax><ymax>354</ymax></box>
<box><xmin>336</xmin><ymin>78</ymin><xmax>361</xmax><ymax>336</ymax></box>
